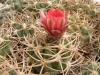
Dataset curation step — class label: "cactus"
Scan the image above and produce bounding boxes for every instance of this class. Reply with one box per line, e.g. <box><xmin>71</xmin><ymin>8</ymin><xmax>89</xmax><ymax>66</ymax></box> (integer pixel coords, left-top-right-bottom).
<box><xmin>0</xmin><ymin>0</ymin><xmax>100</xmax><ymax>75</ymax></box>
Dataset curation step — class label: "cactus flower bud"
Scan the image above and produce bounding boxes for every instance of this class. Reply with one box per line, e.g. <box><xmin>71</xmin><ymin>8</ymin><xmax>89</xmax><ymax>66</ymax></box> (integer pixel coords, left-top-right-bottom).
<box><xmin>40</xmin><ymin>9</ymin><xmax>68</xmax><ymax>39</ymax></box>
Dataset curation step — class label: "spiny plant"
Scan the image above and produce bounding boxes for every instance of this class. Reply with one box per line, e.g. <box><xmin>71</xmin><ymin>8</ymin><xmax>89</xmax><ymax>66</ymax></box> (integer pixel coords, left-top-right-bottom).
<box><xmin>0</xmin><ymin>0</ymin><xmax>100</xmax><ymax>75</ymax></box>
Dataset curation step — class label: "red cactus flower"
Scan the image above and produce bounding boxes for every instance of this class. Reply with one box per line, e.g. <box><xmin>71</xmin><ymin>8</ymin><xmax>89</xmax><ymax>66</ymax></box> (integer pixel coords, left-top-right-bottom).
<box><xmin>40</xmin><ymin>9</ymin><xmax>68</xmax><ymax>39</ymax></box>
